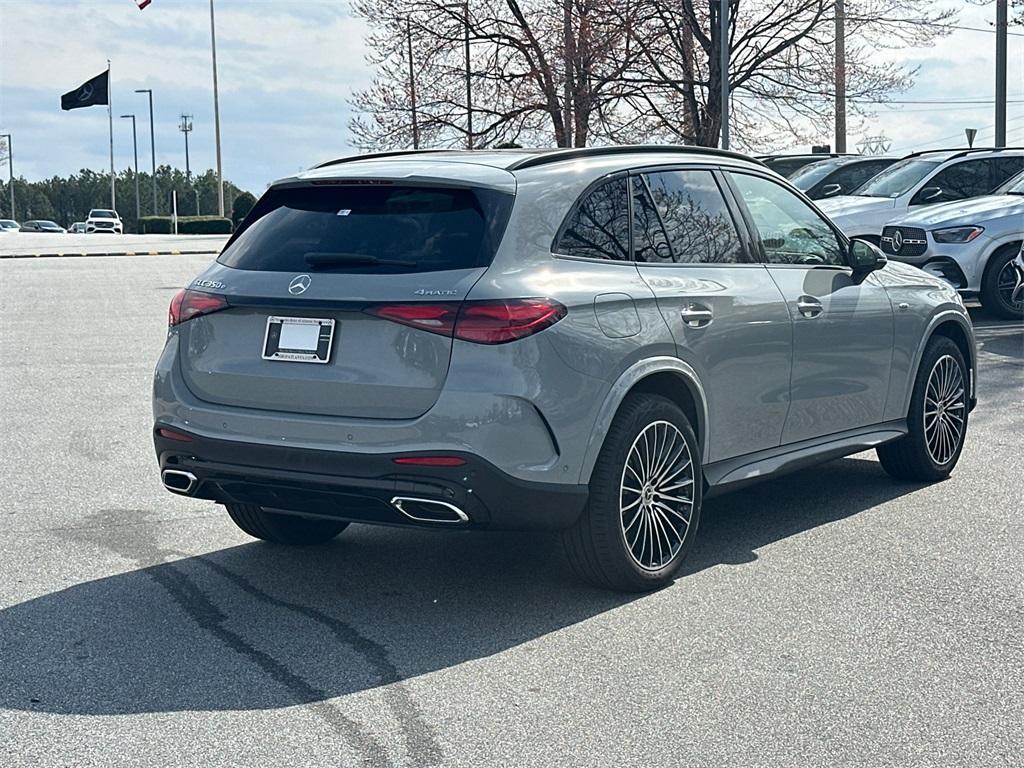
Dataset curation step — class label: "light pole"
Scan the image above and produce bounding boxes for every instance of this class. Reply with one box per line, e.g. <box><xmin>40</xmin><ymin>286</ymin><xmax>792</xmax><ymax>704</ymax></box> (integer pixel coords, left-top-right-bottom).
<box><xmin>719</xmin><ymin>0</ymin><xmax>729</xmax><ymax>149</ymax></box>
<box><xmin>1</xmin><ymin>133</ymin><xmax>13</xmax><ymax>220</ymax></box>
<box><xmin>834</xmin><ymin>0</ymin><xmax>847</xmax><ymax>153</ymax></box>
<box><xmin>407</xmin><ymin>17</ymin><xmax>419</xmax><ymax>149</ymax></box>
<box><xmin>135</xmin><ymin>88</ymin><xmax>157</xmax><ymax>215</ymax></box>
<box><xmin>120</xmin><ymin>114</ymin><xmax>141</xmax><ymax>224</ymax></box>
<box><xmin>209</xmin><ymin>0</ymin><xmax>225</xmax><ymax>216</ymax></box>
<box><xmin>995</xmin><ymin>0</ymin><xmax>1008</xmax><ymax>147</ymax></box>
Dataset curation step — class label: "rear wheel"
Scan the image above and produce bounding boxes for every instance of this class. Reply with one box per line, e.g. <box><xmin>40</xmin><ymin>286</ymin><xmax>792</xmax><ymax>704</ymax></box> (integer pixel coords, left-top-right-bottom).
<box><xmin>225</xmin><ymin>503</ymin><xmax>349</xmax><ymax>545</ymax></box>
<box><xmin>877</xmin><ymin>336</ymin><xmax>968</xmax><ymax>481</ymax></box>
<box><xmin>564</xmin><ymin>393</ymin><xmax>702</xmax><ymax>592</ymax></box>
<box><xmin>980</xmin><ymin>246</ymin><xmax>1024</xmax><ymax>320</ymax></box>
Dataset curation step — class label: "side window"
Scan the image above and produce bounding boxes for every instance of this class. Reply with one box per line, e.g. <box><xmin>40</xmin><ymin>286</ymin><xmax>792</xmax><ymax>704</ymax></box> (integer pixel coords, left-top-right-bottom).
<box><xmin>833</xmin><ymin>162</ymin><xmax>883</xmax><ymax>194</ymax></box>
<box><xmin>729</xmin><ymin>172</ymin><xmax>845</xmax><ymax>266</ymax></box>
<box><xmin>631</xmin><ymin>177</ymin><xmax>672</xmax><ymax>263</ymax></box>
<box><xmin>915</xmin><ymin>160</ymin><xmax>992</xmax><ymax>204</ymax></box>
<box><xmin>991</xmin><ymin>156</ymin><xmax>1024</xmax><ymax>189</ymax></box>
<box><xmin>643</xmin><ymin>170</ymin><xmax>746</xmax><ymax>263</ymax></box>
<box><xmin>555</xmin><ymin>176</ymin><xmax>630</xmax><ymax>261</ymax></box>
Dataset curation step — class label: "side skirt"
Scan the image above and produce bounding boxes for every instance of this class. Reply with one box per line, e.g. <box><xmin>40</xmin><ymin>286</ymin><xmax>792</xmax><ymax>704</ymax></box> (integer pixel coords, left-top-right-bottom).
<box><xmin>703</xmin><ymin>420</ymin><xmax>907</xmax><ymax>497</ymax></box>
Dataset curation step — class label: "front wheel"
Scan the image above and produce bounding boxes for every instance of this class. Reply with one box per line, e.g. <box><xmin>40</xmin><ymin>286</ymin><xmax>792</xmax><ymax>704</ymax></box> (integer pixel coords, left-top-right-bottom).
<box><xmin>225</xmin><ymin>503</ymin><xmax>349</xmax><ymax>545</ymax></box>
<box><xmin>877</xmin><ymin>336</ymin><xmax>968</xmax><ymax>481</ymax></box>
<box><xmin>563</xmin><ymin>393</ymin><xmax>703</xmax><ymax>592</ymax></box>
<box><xmin>980</xmin><ymin>246</ymin><xmax>1024</xmax><ymax>320</ymax></box>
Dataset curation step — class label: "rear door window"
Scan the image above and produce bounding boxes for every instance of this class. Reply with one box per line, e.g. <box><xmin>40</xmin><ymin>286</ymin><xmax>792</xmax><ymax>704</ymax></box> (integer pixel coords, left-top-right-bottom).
<box><xmin>642</xmin><ymin>170</ymin><xmax>746</xmax><ymax>263</ymax></box>
<box><xmin>219</xmin><ymin>184</ymin><xmax>513</xmax><ymax>274</ymax></box>
<box><xmin>555</xmin><ymin>176</ymin><xmax>631</xmax><ymax>261</ymax></box>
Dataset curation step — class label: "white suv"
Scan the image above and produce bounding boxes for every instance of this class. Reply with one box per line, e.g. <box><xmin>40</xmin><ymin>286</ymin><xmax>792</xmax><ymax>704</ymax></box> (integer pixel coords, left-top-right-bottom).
<box><xmin>85</xmin><ymin>208</ymin><xmax>123</xmax><ymax>234</ymax></box>
<box><xmin>879</xmin><ymin>170</ymin><xmax>1024</xmax><ymax>318</ymax></box>
<box><xmin>818</xmin><ymin>148</ymin><xmax>1023</xmax><ymax>242</ymax></box>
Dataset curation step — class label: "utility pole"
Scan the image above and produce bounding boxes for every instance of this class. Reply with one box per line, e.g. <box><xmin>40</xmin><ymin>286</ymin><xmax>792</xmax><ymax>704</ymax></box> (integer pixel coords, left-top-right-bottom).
<box><xmin>1</xmin><ymin>134</ymin><xmax>13</xmax><ymax>219</ymax></box>
<box><xmin>120</xmin><ymin>114</ymin><xmax>141</xmax><ymax>224</ymax></box>
<box><xmin>463</xmin><ymin>1</ymin><xmax>472</xmax><ymax>149</ymax></box>
<box><xmin>209</xmin><ymin>0</ymin><xmax>225</xmax><ymax>216</ymax></box>
<box><xmin>406</xmin><ymin>17</ymin><xmax>419</xmax><ymax>149</ymax></box>
<box><xmin>719</xmin><ymin>0</ymin><xmax>729</xmax><ymax>149</ymax></box>
<box><xmin>179</xmin><ymin>114</ymin><xmax>193</xmax><ymax>179</ymax></box>
<box><xmin>834</xmin><ymin>0</ymin><xmax>847</xmax><ymax>153</ymax></box>
<box><xmin>135</xmin><ymin>89</ymin><xmax>157</xmax><ymax>215</ymax></box>
<box><xmin>995</xmin><ymin>0</ymin><xmax>1008</xmax><ymax>147</ymax></box>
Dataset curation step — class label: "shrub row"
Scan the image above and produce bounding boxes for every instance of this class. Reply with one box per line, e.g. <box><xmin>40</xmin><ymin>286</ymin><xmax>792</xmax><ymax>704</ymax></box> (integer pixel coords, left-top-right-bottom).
<box><xmin>138</xmin><ymin>216</ymin><xmax>234</xmax><ymax>235</ymax></box>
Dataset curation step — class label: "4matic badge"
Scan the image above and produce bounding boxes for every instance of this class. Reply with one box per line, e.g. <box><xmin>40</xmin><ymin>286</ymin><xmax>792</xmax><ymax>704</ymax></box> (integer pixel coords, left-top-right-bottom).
<box><xmin>414</xmin><ymin>288</ymin><xmax>459</xmax><ymax>296</ymax></box>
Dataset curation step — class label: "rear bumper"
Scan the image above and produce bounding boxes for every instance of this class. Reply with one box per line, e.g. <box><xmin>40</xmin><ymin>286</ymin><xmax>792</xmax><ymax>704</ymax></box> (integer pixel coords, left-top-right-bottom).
<box><xmin>154</xmin><ymin>425</ymin><xmax>587</xmax><ymax>531</ymax></box>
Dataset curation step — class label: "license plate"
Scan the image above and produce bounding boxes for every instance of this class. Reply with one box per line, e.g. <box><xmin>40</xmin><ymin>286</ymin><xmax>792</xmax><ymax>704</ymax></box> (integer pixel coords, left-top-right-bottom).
<box><xmin>262</xmin><ymin>316</ymin><xmax>335</xmax><ymax>364</ymax></box>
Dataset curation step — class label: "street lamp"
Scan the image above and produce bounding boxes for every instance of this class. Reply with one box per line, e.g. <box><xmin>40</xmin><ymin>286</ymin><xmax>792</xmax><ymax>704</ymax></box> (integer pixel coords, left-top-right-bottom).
<box><xmin>134</xmin><ymin>89</ymin><xmax>158</xmax><ymax>215</ymax></box>
<box><xmin>209</xmin><ymin>0</ymin><xmax>225</xmax><ymax>216</ymax></box>
<box><xmin>0</xmin><ymin>133</ymin><xmax>13</xmax><ymax>220</ymax></box>
<box><xmin>120</xmin><ymin>115</ymin><xmax>141</xmax><ymax>225</ymax></box>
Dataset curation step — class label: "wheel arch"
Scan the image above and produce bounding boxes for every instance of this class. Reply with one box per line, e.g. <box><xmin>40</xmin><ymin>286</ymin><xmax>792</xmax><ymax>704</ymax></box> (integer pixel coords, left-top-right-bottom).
<box><xmin>980</xmin><ymin>239</ymin><xmax>1023</xmax><ymax>284</ymax></box>
<box><xmin>906</xmin><ymin>311</ymin><xmax>977</xmax><ymax>415</ymax></box>
<box><xmin>579</xmin><ymin>357</ymin><xmax>709</xmax><ymax>484</ymax></box>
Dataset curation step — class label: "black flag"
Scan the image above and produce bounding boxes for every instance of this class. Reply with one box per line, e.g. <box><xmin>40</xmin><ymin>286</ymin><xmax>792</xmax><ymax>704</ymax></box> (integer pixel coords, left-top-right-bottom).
<box><xmin>61</xmin><ymin>71</ymin><xmax>109</xmax><ymax>111</ymax></box>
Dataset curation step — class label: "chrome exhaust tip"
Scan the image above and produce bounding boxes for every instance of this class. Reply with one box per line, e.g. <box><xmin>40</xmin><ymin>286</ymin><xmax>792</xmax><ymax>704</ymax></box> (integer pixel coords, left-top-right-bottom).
<box><xmin>391</xmin><ymin>496</ymin><xmax>469</xmax><ymax>524</ymax></box>
<box><xmin>162</xmin><ymin>469</ymin><xmax>198</xmax><ymax>496</ymax></box>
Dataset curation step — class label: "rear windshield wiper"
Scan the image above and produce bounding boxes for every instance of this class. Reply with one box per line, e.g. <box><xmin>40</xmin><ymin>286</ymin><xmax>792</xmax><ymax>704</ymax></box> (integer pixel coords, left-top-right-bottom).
<box><xmin>304</xmin><ymin>252</ymin><xmax>417</xmax><ymax>269</ymax></box>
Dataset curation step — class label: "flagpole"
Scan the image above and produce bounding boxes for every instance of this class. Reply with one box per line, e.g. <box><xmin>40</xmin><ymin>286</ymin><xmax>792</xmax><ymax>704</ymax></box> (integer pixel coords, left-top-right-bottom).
<box><xmin>108</xmin><ymin>59</ymin><xmax>115</xmax><ymax>210</ymax></box>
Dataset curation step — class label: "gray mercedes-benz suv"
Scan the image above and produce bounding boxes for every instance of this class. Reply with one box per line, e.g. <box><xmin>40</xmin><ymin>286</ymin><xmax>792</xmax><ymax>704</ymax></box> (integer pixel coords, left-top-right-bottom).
<box><xmin>154</xmin><ymin>146</ymin><xmax>977</xmax><ymax>592</ymax></box>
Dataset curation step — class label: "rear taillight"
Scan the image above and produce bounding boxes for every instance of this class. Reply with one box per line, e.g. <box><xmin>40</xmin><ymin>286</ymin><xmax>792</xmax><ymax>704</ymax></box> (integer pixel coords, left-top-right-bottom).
<box><xmin>366</xmin><ymin>298</ymin><xmax>566</xmax><ymax>345</ymax></box>
<box><xmin>168</xmin><ymin>289</ymin><xmax>229</xmax><ymax>327</ymax></box>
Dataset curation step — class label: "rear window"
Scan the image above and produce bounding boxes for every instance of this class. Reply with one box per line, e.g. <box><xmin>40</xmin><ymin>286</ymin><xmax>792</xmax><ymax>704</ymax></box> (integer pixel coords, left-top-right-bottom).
<box><xmin>218</xmin><ymin>184</ymin><xmax>514</xmax><ymax>274</ymax></box>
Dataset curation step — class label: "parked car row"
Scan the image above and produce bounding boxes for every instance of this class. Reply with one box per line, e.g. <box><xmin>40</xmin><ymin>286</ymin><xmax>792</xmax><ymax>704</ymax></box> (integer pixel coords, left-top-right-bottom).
<box><xmin>763</xmin><ymin>147</ymin><xmax>1023</xmax><ymax>318</ymax></box>
<box><xmin>0</xmin><ymin>209</ymin><xmax>123</xmax><ymax>235</ymax></box>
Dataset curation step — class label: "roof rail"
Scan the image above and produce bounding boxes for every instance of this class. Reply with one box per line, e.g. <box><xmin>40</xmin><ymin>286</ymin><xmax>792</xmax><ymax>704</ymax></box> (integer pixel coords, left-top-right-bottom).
<box><xmin>904</xmin><ymin>146</ymin><xmax>1024</xmax><ymax>160</ymax></box>
<box><xmin>314</xmin><ymin>149</ymin><xmax>453</xmax><ymax>169</ymax></box>
<box><xmin>505</xmin><ymin>144</ymin><xmax>763</xmax><ymax>171</ymax></box>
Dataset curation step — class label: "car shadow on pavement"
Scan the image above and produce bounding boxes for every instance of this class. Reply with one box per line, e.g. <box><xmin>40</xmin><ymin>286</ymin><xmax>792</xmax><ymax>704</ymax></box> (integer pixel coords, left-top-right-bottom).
<box><xmin>0</xmin><ymin>456</ymin><xmax>925</xmax><ymax>718</ymax></box>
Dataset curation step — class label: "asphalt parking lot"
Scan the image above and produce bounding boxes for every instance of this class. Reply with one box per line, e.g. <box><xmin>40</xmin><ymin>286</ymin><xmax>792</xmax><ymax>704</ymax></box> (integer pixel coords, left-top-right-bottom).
<box><xmin>0</xmin><ymin>254</ymin><xmax>1021</xmax><ymax>767</ymax></box>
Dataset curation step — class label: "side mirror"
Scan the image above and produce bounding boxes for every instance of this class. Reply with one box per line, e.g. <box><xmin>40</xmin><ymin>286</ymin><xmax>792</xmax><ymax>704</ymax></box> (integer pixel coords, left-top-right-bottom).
<box><xmin>849</xmin><ymin>238</ymin><xmax>887</xmax><ymax>274</ymax></box>
<box><xmin>918</xmin><ymin>186</ymin><xmax>943</xmax><ymax>203</ymax></box>
<box><xmin>820</xmin><ymin>183</ymin><xmax>842</xmax><ymax>198</ymax></box>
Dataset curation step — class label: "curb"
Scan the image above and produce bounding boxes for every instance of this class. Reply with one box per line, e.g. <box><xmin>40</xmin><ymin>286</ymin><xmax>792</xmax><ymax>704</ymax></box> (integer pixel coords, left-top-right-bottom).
<box><xmin>0</xmin><ymin>249</ymin><xmax>221</xmax><ymax>259</ymax></box>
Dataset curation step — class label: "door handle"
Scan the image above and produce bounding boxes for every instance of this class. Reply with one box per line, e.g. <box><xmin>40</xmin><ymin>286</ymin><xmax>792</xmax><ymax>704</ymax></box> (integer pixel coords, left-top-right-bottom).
<box><xmin>796</xmin><ymin>296</ymin><xmax>823</xmax><ymax>318</ymax></box>
<box><xmin>681</xmin><ymin>304</ymin><xmax>714</xmax><ymax>328</ymax></box>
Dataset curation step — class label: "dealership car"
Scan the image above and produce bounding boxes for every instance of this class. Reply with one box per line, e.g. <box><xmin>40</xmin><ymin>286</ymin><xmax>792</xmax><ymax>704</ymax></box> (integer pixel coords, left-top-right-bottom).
<box><xmin>19</xmin><ymin>219</ymin><xmax>66</xmax><ymax>233</ymax></box>
<box><xmin>757</xmin><ymin>152</ymin><xmax>856</xmax><ymax>178</ymax></box>
<box><xmin>880</xmin><ymin>169</ymin><xmax>1024</xmax><ymax>318</ymax></box>
<box><xmin>67</xmin><ymin>222</ymin><xmax>87</xmax><ymax>234</ymax></box>
<box><xmin>0</xmin><ymin>219</ymin><xmax>19</xmax><ymax>232</ymax></box>
<box><xmin>154</xmin><ymin>146</ymin><xmax>976</xmax><ymax>591</ymax></box>
<box><xmin>85</xmin><ymin>208</ymin><xmax>122</xmax><ymax>234</ymax></box>
<box><xmin>818</xmin><ymin>147</ymin><xmax>1024</xmax><ymax>242</ymax></box>
<box><xmin>789</xmin><ymin>155</ymin><xmax>899</xmax><ymax>200</ymax></box>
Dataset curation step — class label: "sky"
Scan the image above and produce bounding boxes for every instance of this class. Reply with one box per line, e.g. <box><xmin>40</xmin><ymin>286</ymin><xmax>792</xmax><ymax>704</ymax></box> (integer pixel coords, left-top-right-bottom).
<box><xmin>0</xmin><ymin>0</ymin><xmax>1021</xmax><ymax>195</ymax></box>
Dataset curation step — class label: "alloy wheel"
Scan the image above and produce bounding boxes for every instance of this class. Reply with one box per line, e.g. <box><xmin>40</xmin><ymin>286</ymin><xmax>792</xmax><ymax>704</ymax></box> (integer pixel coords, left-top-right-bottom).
<box><xmin>924</xmin><ymin>354</ymin><xmax>966</xmax><ymax>466</ymax></box>
<box><xmin>619</xmin><ymin>420</ymin><xmax>695</xmax><ymax>571</ymax></box>
<box><xmin>997</xmin><ymin>255</ymin><xmax>1024</xmax><ymax>312</ymax></box>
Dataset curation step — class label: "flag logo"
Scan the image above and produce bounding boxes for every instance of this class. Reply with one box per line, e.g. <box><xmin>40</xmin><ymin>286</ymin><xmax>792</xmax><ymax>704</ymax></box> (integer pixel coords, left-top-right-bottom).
<box><xmin>61</xmin><ymin>71</ymin><xmax>109</xmax><ymax>111</ymax></box>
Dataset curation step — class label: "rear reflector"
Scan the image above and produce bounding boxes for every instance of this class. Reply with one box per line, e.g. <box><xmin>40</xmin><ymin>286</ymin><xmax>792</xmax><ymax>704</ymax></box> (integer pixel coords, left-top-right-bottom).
<box><xmin>156</xmin><ymin>427</ymin><xmax>193</xmax><ymax>442</ymax></box>
<box><xmin>393</xmin><ymin>456</ymin><xmax>467</xmax><ymax>467</ymax></box>
<box><xmin>168</xmin><ymin>289</ymin><xmax>229</xmax><ymax>327</ymax></box>
<box><xmin>366</xmin><ymin>298</ymin><xmax>566</xmax><ymax>344</ymax></box>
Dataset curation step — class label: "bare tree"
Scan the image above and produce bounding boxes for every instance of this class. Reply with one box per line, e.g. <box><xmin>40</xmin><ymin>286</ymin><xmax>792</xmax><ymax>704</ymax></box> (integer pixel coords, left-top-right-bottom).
<box><xmin>350</xmin><ymin>0</ymin><xmax>960</xmax><ymax>151</ymax></box>
<box><xmin>349</xmin><ymin>0</ymin><xmax>643</xmax><ymax>149</ymax></box>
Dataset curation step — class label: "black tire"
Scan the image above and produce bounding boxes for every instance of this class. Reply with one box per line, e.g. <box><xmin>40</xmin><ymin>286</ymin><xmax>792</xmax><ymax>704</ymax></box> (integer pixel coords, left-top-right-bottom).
<box><xmin>563</xmin><ymin>393</ymin><xmax>703</xmax><ymax>592</ymax></box>
<box><xmin>979</xmin><ymin>245</ymin><xmax>1024</xmax><ymax>320</ymax></box>
<box><xmin>877</xmin><ymin>336</ymin><xmax>968</xmax><ymax>481</ymax></box>
<box><xmin>225</xmin><ymin>503</ymin><xmax>349</xmax><ymax>545</ymax></box>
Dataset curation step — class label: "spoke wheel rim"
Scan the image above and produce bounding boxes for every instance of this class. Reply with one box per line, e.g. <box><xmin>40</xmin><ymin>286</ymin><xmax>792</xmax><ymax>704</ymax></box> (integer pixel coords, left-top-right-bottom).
<box><xmin>619</xmin><ymin>420</ymin><xmax>694</xmax><ymax>571</ymax></box>
<box><xmin>996</xmin><ymin>258</ymin><xmax>1024</xmax><ymax>311</ymax></box>
<box><xmin>923</xmin><ymin>354</ymin><xmax>966</xmax><ymax>466</ymax></box>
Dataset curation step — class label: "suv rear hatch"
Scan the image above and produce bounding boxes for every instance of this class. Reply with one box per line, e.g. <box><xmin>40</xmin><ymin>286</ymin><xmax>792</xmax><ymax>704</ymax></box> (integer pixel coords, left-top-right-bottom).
<box><xmin>177</xmin><ymin>179</ymin><xmax>514</xmax><ymax>419</ymax></box>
